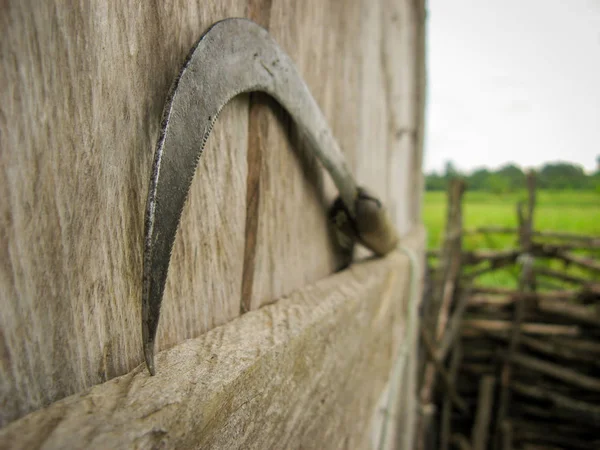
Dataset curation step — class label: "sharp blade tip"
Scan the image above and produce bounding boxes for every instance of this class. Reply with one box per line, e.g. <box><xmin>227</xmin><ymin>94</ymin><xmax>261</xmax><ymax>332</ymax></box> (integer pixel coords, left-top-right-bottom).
<box><xmin>144</xmin><ymin>342</ymin><xmax>156</xmax><ymax>376</ymax></box>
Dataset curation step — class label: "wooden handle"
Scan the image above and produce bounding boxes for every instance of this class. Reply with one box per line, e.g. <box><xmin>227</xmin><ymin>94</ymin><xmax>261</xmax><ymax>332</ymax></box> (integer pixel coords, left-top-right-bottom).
<box><xmin>329</xmin><ymin>187</ymin><xmax>399</xmax><ymax>257</ymax></box>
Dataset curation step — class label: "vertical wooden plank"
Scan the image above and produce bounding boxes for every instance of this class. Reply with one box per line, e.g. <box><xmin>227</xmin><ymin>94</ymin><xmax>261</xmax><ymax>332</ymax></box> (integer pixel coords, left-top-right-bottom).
<box><xmin>368</xmin><ymin>0</ymin><xmax>427</xmax><ymax>447</ymax></box>
<box><xmin>240</xmin><ymin>0</ymin><xmax>272</xmax><ymax>314</ymax></box>
<box><xmin>0</xmin><ymin>0</ymin><xmax>251</xmax><ymax>425</ymax></box>
<box><xmin>389</xmin><ymin>247</ymin><xmax>426</xmax><ymax>450</ymax></box>
<box><xmin>412</xmin><ymin>0</ymin><xmax>428</xmax><ymax>227</ymax></box>
<box><xmin>380</xmin><ymin>0</ymin><xmax>422</xmax><ymax>236</ymax></box>
<box><xmin>355</xmin><ymin>0</ymin><xmax>390</xmax><ymax>210</ymax></box>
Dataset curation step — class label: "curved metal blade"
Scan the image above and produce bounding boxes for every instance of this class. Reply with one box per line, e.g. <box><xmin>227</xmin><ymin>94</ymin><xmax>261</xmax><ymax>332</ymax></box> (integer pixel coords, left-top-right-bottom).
<box><xmin>142</xmin><ymin>18</ymin><xmax>359</xmax><ymax>374</ymax></box>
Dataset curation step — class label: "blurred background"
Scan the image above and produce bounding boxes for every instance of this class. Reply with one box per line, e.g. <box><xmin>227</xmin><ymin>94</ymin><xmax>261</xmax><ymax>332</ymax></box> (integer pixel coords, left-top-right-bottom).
<box><xmin>423</xmin><ymin>0</ymin><xmax>600</xmax><ymax>269</ymax></box>
<box><xmin>420</xmin><ymin>5</ymin><xmax>600</xmax><ymax>448</ymax></box>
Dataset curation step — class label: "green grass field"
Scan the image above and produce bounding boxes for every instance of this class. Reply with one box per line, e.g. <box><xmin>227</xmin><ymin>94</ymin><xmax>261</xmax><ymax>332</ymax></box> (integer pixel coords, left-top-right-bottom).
<box><xmin>423</xmin><ymin>190</ymin><xmax>600</xmax><ymax>287</ymax></box>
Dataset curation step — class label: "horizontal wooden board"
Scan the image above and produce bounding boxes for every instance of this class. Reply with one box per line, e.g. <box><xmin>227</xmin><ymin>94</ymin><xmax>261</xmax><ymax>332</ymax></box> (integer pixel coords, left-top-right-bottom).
<box><xmin>0</xmin><ymin>227</ymin><xmax>424</xmax><ymax>450</ymax></box>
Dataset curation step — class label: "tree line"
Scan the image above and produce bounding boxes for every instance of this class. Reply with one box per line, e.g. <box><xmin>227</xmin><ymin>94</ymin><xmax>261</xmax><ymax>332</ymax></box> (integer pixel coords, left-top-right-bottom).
<box><xmin>425</xmin><ymin>160</ymin><xmax>600</xmax><ymax>193</ymax></box>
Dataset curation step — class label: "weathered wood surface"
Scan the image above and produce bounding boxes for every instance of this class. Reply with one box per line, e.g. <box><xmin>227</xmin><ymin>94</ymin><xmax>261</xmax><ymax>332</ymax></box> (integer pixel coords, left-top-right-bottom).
<box><xmin>417</xmin><ymin>179</ymin><xmax>464</xmax><ymax>450</ymax></box>
<box><xmin>461</xmin><ymin>320</ymin><xmax>579</xmax><ymax>336</ymax></box>
<box><xmin>471</xmin><ymin>376</ymin><xmax>495</xmax><ymax>450</ymax></box>
<box><xmin>0</xmin><ymin>240</ymin><xmax>422</xmax><ymax>450</ymax></box>
<box><xmin>0</xmin><ymin>0</ymin><xmax>426</xmax><ymax>434</ymax></box>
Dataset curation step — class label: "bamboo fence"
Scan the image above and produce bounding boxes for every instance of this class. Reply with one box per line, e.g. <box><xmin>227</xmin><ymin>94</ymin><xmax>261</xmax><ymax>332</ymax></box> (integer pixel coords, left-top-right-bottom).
<box><xmin>417</xmin><ymin>174</ymin><xmax>600</xmax><ymax>450</ymax></box>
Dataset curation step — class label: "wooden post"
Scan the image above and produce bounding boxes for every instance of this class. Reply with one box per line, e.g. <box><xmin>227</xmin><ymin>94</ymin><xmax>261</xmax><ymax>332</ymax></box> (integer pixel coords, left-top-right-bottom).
<box><xmin>493</xmin><ymin>172</ymin><xmax>536</xmax><ymax>449</ymax></box>
<box><xmin>440</xmin><ymin>341</ymin><xmax>462</xmax><ymax>450</ymax></box>
<box><xmin>501</xmin><ymin>422</ymin><xmax>512</xmax><ymax>450</ymax></box>
<box><xmin>437</xmin><ymin>288</ymin><xmax>471</xmax><ymax>361</ymax></box>
<box><xmin>435</xmin><ymin>179</ymin><xmax>466</xmax><ymax>335</ymax></box>
<box><xmin>420</xmin><ymin>327</ymin><xmax>468</xmax><ymax>414</ymax></box>
<box><xmin>471</xmin><ymin>376</ymin><xmax>496</xmax><ymax>450</ymax></box>
<box><xmin>417</xmin><ymin>178</ymin><xmax>465</xmax><ymax>450</ymax></box>
<box><xmin>518</xmin><ymin>171</ymin><xmax>536</xmax><ymax>254</ymax></box>
<box><xmin>519</xmin><ymin>172</ymin><xmax>537</xmax><ymax>294</ymax></box>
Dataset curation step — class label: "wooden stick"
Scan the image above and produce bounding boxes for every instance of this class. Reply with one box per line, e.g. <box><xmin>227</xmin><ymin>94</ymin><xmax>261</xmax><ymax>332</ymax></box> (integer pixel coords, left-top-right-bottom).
<box><xmin>418</xmin><ymin>179</ymin><xmax>465</xmax><ymax>450</ymax></box>
<box><xmin>426</xmin><ymin>249</ymin><xmax>440</xmax><ymax>259</ymax></box>
<box><xmin>538</xmin><ymin>299</ymin><xmax>600</xmax><ymax>327</ymax></box>
<box><xmin>525</xmin><ymin>336</ymin><xmax>600</xmax><ymax>368</ymax></box>
<box><xmin>521</xmin><ymin>446</ymin><xmax>563</xmax><ymax>450</ymax></box>
<box><xmin>435</xmin><ymin>179</ymin><xmax>466</xmax><ymax>338</ymax></box>
<box><xmin>461</xmin><ymin>249</ymin><xmax>520</xmax><ymax>266</ymax></box>
<box><xmin>462</xmin><ymin>258</ymin><xmax>517</xmax><ymax>280</ymax></box>
<box><xmin>516</xmin><ymin>417</ymin><xmax>597</xmax><ymax>435</ymax></box>
<box><xmin>472</xmin><ymin>285</ymin><xmax>595</xmax><ymax>303</ymax></box>
<box><xmin>462</xmin><ymin>363</ymin><xmax>495</xmax><ymax>375</ymax></box>
<box><xmin>462</xmin><ymin>320</ymin><xmax>579</xmax><ymax>336</ymax></box>
<box><xmin>471</xmin><ymin>376</ymin><xmax>496</xmax><ymax>450</ymax></box>
<box><xmin>548</xmin><ymin>336</ymin><xmax>600</xmax><ymax>354</ymax></box>
<box><xmin>534</xmin><ymin>230</ymin><xmax>600</xmax><ymax>244</ymax></box>
<box><xmin>509</xmin><ymin>352</ymin><xmax>600</xmax><ymax>392</ymax></box>
<box><xmin>470</xmin><ymin>286</ymin><xmax>517</xmax><ymax>295</ymax></box>
<box><xmin>420</xmin><ymin>327</ymin><xmax>469</xmax><ymax>414</ymax></box>
<box><xmin>468</xmin><ymin>290</ymin><xmax>583</xmax><ymax>307</ymax></box>
<box><xmin>532</xmin><ymin>246</ymin><xmax>600</xmax><ymax>274</ymax></box>
<box><xmin>534</xmin><ymin>240</ymin><xmax>598</xmax><ymax>254</ymax></box>
<box><xmin>464</xmin><ymin>227</ymin><xmax>600</xmax><ymax>245</ymax></box>
<box><xmin>494</xmin><ymin>253</ymin><xmax>533</xmax><ymax>449</ymax></box>
<box><xmin>440</xmin><ymin>342</ymin><xmax>462</xmax><ymax>450</ymax></box>
<box><xmin>417</xmin><ymin>403</ymin><xmax>437</xmax><ymax>450</ymax></box>
<box><xmin>556</xmin><ymin>251</ymin><xmax>600</xmax><ymax>273</ymax></box>
<box><xmin>430</xmin><ymin>246</ymin><xmax>600</xmax><ymax>268</ymax></box>
<box><xmin>517</xmin><ymin>403</ymin><xmax>556</xmax><ymax>421</ymax></box>
<box><xmin>579</xmin><ymin>282</ymin><xmax>600</xmax><ymax>304</ymax></box>
<box><xmin>451</xmin><ymin>434</ymin><xmax>473</xmax><ymax>450</ymax></box>
<box><xmin>511</xmin><ymin>429</ymin><xmax>599</xmax><ymax>450</ymax></box>
<box><xmin>533</xmin><ymin>241</ymin><xmax>600</xmax><ymax>253</ymax></box>
<box><xmin>464</xmin><ymin>226</ymin><xmax>519</xmax><ymax>235</ymax></box>
<box><xmin>468</xmin><ymin>294</ymin><xmax>515</xmax><ymax>307</ymax></box>
<box><xmin>536</xmin><ymin>278</ymin><xmax>567</xmax><ymax>291</ymax></box>
<box><xmin>535</xmin><ymin>267</ymin><xmax>590</xmax><ymax>285</ymax></box>
<box><xmin>518</xmin><ymin>172</ymin><xmax>536</xmax><ymax>255</ymax></box>
<box><xmin>500</xmin><ymin>421</ymin><xmax>512</xmax><ymax>450</ymax></box>
<box><xmin>490</xmin><ymin>333</ymin><xmax>600</xmax><ymax>369</ymax></box>
<box><xmin>511</xmin><ymin>381</ymin><xmax>600</xmax><ymax>426</ymax></box>
<box><xmin>468</xmin><ymin>293</ymin><xmax>536</xmax><ymax>309</ymax></box>
<box><xmin>437</xmin><ymin>288</ymin><xmax>471</xmax><ymax>361</ymax></box>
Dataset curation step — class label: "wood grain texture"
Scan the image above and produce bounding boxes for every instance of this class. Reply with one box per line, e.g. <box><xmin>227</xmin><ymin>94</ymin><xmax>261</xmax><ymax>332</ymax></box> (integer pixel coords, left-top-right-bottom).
<box><xmin>0</xmin><ymin>0</ymin><xmax>426</xmax><ymax>434</ymax></box>
<box><xmin>0</xmin><ymin>0</ymin><xmax>249</xmax><ymax>426</ymax></box>
<box><xmin>0</xmin><ymin>232</ymin><xmax>423</xmax><ymax>450</ymax></box>
<box><xmin>243</xmin><ymin>0</ymin><xmax>355</xmax><ymax>311</ymax></box>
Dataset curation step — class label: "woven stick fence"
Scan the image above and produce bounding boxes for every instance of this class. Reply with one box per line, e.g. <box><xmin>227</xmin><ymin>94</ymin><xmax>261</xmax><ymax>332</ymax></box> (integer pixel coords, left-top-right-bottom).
<box><xmin>417</xmin><ymin>174</ymin><xmax>600</xmax><ymax>450</ymax></box>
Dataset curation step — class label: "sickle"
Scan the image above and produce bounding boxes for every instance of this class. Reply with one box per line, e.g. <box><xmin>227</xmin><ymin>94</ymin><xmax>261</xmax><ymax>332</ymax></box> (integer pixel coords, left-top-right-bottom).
<box><xmin>142</xmin><ymin>18</ymin><xmax>399</xmax><ymax>375</ymax></box>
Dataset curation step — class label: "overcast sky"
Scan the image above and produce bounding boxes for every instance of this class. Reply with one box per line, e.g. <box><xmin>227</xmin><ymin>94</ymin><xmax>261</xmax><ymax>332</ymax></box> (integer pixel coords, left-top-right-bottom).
<box><xmin>424</xmin><ymin>0</ymin><xmax>600</xmax><ymax>174</ymax></box>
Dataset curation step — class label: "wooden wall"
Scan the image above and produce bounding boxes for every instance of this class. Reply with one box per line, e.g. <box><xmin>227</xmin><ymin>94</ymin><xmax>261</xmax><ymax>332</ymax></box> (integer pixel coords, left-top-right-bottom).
<box><xmin>0</xmin><ymin>0</ymin><xmax>426</xmax><ymax>447</ymax></box>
